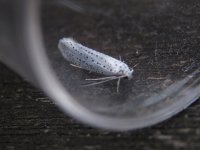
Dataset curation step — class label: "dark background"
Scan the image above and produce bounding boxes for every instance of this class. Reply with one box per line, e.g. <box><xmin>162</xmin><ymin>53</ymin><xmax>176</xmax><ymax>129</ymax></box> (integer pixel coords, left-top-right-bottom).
<box><xmin>0</xmin><ymin>62</ymin><xmax>200</xmax><ymax>149</ymax></box>
<box><xmin>1</xmin><ymin>0</ymin><xmax>200</xmax><ymax>149</ymax></box>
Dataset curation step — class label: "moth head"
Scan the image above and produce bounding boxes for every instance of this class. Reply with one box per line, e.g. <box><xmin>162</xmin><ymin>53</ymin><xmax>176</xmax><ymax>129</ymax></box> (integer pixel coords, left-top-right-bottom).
<box><xmin>126</xmin><ymin>68</ymin><xmax>134</xmax><ymax>80</ymax></box>
<box><xmin>120</xmin><ymin>65</ymin><xmax>134</xmax><ymax>80</ymax></box>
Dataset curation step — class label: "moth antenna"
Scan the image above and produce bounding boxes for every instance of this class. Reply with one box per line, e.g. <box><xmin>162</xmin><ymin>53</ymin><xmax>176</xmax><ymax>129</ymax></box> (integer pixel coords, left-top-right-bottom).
<box><xmin>86</xmin><ymin>76</ymin><xmax>118</xmax><ymax>81</ymax></box>
<box><xmin>83</xmin><ymin>77</ymin><xmax>118</xmax><ymax>87</ymax></box>
<box><xmin>83</xmin><ymin>75</ymin><xmax>126</xmax><ymax>87</ymax></box>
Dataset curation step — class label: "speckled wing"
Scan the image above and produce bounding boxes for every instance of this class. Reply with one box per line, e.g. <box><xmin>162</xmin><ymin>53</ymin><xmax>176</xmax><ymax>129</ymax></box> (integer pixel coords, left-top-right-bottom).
<box><xmin>58</xmin><ymin>38</ymin><xmax>126</xmax><ymax>76</ymax></box>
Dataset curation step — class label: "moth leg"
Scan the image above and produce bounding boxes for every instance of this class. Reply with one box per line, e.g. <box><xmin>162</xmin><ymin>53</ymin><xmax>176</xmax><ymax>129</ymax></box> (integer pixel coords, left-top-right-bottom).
<box><xmin>116</xmin><ymin>78</ymin><xmax>121</xmax><ymax>93</ymax></box>
<box><xmin>119</xmin><ymin>55</ymin><xmax>122</xmax><ymax>61</ymax></box>
<box><xmin>70</xmin><ymin>64</ymin><xmax>82</xmax><ymax>69</ymax></box>
<box><xmin>119</xmin><ymin>55</ymin><xmax>125</xmax><ymax>63</ymax></box>
<box><xmin>133</xmin><ymin>63</ymin><xmax>139</xmax><ymax>68</ymax></box>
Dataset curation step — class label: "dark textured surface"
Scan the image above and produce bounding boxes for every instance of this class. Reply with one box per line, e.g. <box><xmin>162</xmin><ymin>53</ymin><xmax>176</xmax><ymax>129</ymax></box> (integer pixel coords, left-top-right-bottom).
<box><xmin>1</xmin><ymin>0</ymin><xmax>200</xmax><ymax>149</ymax></box>
<box><xmin>42</xmin><ymin>0</ymin><xmax>200</xmax><ymax>119</ymax></box>
<box><xmin>0</xmin><ymin>63</ymin><xmax>200</xmax><ymax>149</ymax></box>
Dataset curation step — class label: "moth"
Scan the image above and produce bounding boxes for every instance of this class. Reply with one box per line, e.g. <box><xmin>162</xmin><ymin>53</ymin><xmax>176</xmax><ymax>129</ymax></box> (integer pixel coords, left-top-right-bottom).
<box><xmin>58</xmin><ymin>38</ymin><xmax>134</xmax><ymax>92</ymax></box>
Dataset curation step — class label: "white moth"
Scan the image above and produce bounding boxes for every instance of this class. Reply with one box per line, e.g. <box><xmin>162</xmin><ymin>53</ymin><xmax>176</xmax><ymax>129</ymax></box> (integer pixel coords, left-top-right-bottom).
<box><xmin>58</xmin><ymin>37</ymin><xmax>134</xmax><ymax>92</ymax></box>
